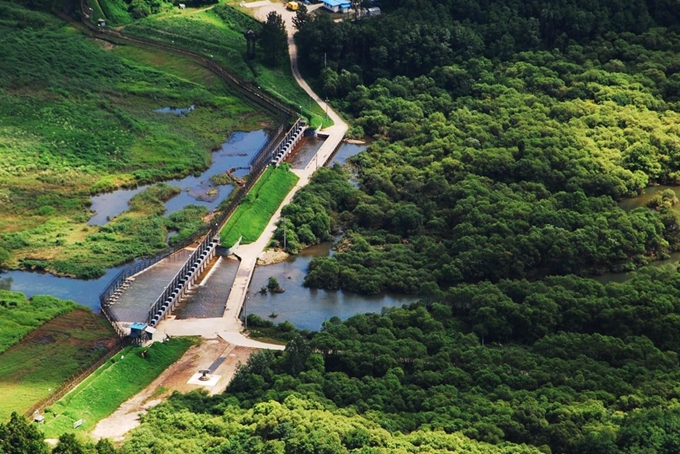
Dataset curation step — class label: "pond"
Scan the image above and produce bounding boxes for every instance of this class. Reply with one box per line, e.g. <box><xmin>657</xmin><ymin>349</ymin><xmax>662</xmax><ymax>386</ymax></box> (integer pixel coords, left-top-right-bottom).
<box><xmin>88</xmin><ymin>129</ymin><xmax>269</xmax><ymax>225</ymax></box>
<box><xmin>246</xmin><ymin>242</ymin><xmax>418</xmax><ymax>331</ymax></box>
<box><xmin>154</xmin><ymin>105</ymin><xmax>195</xmax><ymax>115</ymax></box>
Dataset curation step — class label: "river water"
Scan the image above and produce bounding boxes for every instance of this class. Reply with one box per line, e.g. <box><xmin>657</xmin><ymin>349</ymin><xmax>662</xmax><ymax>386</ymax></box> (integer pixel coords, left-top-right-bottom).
<box><xmin>246</xmin><ymin>242</ymin><xmax>417</xmax><ymax>331</ymax></box>
<box><xmin>0</xmin><ymin>139</ymin><xmax>389</xmax><ymax>329</ymax></box>
<box><xmin>0</xmin><ymin>266</ymin><xmax>128</xmax><ymax>311</ymax></box>
<box><xmin>88</xmin><ymin>130</ymin><xmax>269</xmax><ymax>225</ymax></box>
<box><xmin>594</xmin><ymin>185</ymin><xmax>680</xmax><ymax>284</ymax></box>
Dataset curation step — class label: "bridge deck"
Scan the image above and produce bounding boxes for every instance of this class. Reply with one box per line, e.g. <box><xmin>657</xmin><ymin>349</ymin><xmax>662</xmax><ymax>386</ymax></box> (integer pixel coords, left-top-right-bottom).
<box><xmin>107</xmin><ymin>249</ymin><xmax>194</xmax><ymax>324</ymax></box>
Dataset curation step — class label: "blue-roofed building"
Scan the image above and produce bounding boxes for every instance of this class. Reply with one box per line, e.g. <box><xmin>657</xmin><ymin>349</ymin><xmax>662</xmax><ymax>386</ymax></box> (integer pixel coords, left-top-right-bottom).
<box><xmin>322</xmin><ymin>0</ymin><xmax>351</xmax><ymax>13</ymax></box>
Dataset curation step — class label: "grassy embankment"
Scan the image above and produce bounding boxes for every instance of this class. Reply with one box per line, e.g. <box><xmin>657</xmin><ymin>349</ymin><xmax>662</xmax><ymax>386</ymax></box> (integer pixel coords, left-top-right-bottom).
<box><xmin>0</xmin><ymin>2</ymin><xmax>272</xmax><ymax>278</ymax></box>
<box><xmin>220</xmin><ymin>165</ymin><xmax>299</xmax><ymax>248</ymax></box>
<box><xmin>119</xmin><ymin>3</ymin><xmax>331</xmax><ymax>128</ymax></box>
<box><xmin>0</xmin><ymin>292</ymin><xmax>118</xmax><ymax>420</ymax></box>
<box><xmin>40</xmin><ymin>337</ymin><xmax>195</xmax><ymax>437</ymax></box>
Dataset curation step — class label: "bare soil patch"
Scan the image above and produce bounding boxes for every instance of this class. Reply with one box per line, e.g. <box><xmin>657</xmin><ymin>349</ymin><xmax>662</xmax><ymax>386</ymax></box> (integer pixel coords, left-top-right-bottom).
<box><xmin>90</xmin><ymin>338</ymin><xmax>257</xmax><ymax>441</ymax></box>
<box><xmin>257</xmin><ymin>248</ymin><xmax>290</xmax><ymax>265</ymax></box>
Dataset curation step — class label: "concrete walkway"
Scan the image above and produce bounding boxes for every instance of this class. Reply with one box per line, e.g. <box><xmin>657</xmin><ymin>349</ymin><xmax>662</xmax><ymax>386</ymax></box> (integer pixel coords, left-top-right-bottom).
<box><xmin>222</xmin><ymin>1</ymin><xmax>348</xmax><ymax>334</ymax></box>
<box><xmin>159</xmin><ymin>1</ymin><xmax>347</xmax><ymax>345</ymax></box>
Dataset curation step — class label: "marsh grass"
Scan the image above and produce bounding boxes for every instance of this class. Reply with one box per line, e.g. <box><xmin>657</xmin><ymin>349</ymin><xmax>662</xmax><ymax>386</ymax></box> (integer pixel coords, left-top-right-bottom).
<box><xmin>0</xmin><ymin>3</ymin><xmax>272</xmax><ymax>276</ymax></box>
<box><xmin>0</xmin><ymin>291</ymin><xmax>76</xmax><ymax>354</ymax></box>
<box><xmin>0</xmin><ymin>306</ymin><xmax>117</xmax><ymax>420</ymax></box>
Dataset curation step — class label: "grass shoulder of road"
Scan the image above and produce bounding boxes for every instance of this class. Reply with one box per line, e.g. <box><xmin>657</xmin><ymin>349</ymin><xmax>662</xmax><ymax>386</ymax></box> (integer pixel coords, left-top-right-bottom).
<box><xmin>119</xmin><ymin>3</ymin><xmax>330</xmax><ymax>127</ymax></box>
<box><xmin>40</xmin><ymin>337</ymin><xmax>196</xmax><ymax>438</ymax></box>
<box><xmin>0</xmin><ymin>305</ymin><xmax>118</xmax><ymax>420</ymax></box>
<box><xmin>221</xmin><ymin>165</ymin><xmax>299</xmax><ymax>247</ymax></box>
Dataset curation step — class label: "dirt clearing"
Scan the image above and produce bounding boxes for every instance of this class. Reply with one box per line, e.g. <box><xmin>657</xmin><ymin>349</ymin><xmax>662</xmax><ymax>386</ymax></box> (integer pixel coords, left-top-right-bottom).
<box><xmin>90</xmin><ymin>337</ymin><xmax>257</xmax><ymax>441</ymax></box>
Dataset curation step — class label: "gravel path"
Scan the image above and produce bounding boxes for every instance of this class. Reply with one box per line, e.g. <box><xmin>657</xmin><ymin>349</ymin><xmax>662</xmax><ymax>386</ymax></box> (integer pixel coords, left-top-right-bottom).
<box><xmin>90</xmin><ymin>339</ymin><xmax>257</xmax><ymax>441</ymax></box>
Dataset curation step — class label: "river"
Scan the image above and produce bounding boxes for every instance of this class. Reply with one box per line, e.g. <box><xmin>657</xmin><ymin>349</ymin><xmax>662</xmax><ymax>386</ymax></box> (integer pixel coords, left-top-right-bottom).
<box><xmin>594</xmin><ymin>184</ymin><xmax>680</xmax><ymax>284</ymax></box>
<box><xmin>1</xmin><ymin>139</ymin><xmax>402</xmax><ymax>330</ymax></box>
<box><xmin>88</xmin><ymin>129</ymin><xmax>269</xmax><ymax>225</ymax></box>
<box><xmin>246</xmin><ymin>242</ymin><xmax>417</xmax><ymax>331</ymax></box>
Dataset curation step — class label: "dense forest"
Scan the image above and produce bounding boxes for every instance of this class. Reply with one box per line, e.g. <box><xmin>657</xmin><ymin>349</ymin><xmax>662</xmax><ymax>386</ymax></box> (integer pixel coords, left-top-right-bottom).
<box><xmin>236</xmin><ymin>0</ymin><xmax>680</xmax><ymax>453</ymax></box>
<box><xmin>100</xmin><ymin>0</ymin><xmax>680</xmax><ymax>453</ymax></box>
<box><xmin>5</xmin><ymin>0</ymin><xmax>680</xmax><ymax>453</ymax></box>
<box><xmin>281</xmin><ymin>0</ymin><xmax>680</xmax><ymax>293</ymax></box>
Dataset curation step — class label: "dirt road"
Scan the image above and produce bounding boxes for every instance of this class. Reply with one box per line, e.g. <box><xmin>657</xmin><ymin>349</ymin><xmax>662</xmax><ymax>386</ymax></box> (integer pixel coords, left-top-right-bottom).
<box><xmin>90</xmin><ymin>338</ymin><xmax>257</xmax><ymax>441</ymax></box>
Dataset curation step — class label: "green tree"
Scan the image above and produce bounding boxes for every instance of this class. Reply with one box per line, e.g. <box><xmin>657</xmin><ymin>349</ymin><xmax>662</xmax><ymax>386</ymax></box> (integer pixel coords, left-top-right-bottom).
<box><xmin>260</xmin><ymin>12</ymin><xmax>287</xmax><ymax>65</ymax></box>
<box><xmin>95</xmin><ymin>439</ymin><xmax>117</xmax><ymax>454</ymax></box>
<box><xmin>52</xmin><ymin>433</ymin><xmax>86</xmax><ymax>454</ymax></box>
<box><xmin>0</xmin><ymin>412</ymin><xmax>50</xmax><ymax>454</ymax></box>
<box><xmin>292</xmin><ymin>3</ymin><xmax>309</xmax><ymax>30</ymax></box>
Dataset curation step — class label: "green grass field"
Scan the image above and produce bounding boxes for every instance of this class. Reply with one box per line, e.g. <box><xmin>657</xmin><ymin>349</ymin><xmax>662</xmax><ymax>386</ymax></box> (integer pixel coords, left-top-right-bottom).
<box><xmin>41</xmin><ymin>337</ymin><xmax>194</xmax><ymax>437</ymax></box>
<box><xmin>0</xmin><ymin>307</ymin><xmax>118</xmax><ymax>420</ymax></box>
<box><xmin>221</xmin><ymin>165</ymin><xmax>299</xmax><ymax>247</ymax></box>
<box><xmin>121</xmin><ymin>4</ymin><xmax>330</xmax><ymax>127</ymax></box>
<box><xmin>0</xmin><ymin>290</ymin><xmax>76</xmax><ymax>354</ymax></box>
<box><xmin>0</xmin><ymin>2</ymin><xmax>273</xmax><ymax>277</ymax></box>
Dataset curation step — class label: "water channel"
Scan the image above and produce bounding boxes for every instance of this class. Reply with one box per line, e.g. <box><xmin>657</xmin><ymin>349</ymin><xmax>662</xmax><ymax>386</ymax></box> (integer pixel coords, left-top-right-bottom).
<box><xmin>246</xmin><ymin>242</ymin><xmax>418</xmax><ymax>331</ymax></box>
<box><xmin>1</xmin><ymin>137</ymin><xmax>388</xmax><ymax>329</ymax></box>
<box><xmin>594</xmin><ymin>184</ymin><xmax>680</xmax><ymax>284</ymax></box>
<box><xmin>88</xmin><ymin>130</ymin><xmax>269</xmax><ymax>225</ymax></box>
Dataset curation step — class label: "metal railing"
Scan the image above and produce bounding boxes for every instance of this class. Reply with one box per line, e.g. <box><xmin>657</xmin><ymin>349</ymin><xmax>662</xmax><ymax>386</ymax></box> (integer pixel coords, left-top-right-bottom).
<box><xmin>74</xmin><ymin>4</ymin><xmax>310</xmax><ymax>335</ymax></box>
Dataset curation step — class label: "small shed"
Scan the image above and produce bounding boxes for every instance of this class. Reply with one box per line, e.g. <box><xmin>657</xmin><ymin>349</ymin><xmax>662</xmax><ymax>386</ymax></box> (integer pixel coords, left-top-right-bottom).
<box><xmin>33</xmin><ymin>411</ymin><xmax>44</xmax><ymax>424</ymax></box>
<box><xmin>97</xmin><ymin>18</ymin><xmax>106</xmax><ymax>27</ymax></box>
<box><xmin>129</xmin><ymin>322</ymin><xmax>147</xmax><ymax>339</ymax></box>
<box><xmin>129</xmin><ymin>323</ymin><xmax>156</xmax><ymax>344</ymax></box>
<box><xmin>365</xmin><ymin>6</ymin><xmax>380</xmax><ymax>16</ymax></box>
<box><xmin>322</xmin><ymin>0</ymin><xmax>351</xmax><ymax>13</ymax></box>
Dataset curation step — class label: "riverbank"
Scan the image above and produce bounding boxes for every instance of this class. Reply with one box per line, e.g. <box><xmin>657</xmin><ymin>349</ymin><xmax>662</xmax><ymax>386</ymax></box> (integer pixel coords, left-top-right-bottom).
<box><xmin>0</xmin><ymin>5</ymin><xmax>273</xmax><ymax>279</ymax></box>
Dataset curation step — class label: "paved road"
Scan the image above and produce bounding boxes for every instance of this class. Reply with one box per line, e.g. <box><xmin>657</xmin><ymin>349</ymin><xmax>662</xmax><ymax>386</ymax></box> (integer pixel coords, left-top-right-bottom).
<box><xmin>159</xmin><ymin>0</ymin><xmax>348</xmax><ymax>344</ymax></box>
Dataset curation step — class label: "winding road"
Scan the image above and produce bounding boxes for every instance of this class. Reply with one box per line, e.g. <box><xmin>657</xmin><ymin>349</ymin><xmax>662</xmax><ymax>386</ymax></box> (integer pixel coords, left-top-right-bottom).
<box><xmin>157</xmin><ymin>0</ymin><xmax>348</xmax><ymax>344</ymax></box>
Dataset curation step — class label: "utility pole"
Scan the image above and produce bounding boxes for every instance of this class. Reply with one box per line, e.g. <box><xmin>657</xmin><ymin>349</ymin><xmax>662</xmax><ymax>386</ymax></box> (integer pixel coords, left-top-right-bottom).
<box><xmin>325</xmin><ymin>98</ymin><xmax>329</xmax><ymax>124</ymax></box>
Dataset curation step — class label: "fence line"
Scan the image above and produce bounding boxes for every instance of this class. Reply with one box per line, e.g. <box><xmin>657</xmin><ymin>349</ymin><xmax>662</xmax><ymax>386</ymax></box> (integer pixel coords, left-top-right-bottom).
<box><xmin>25</xmin><ymin>338</ymin><xmax>127</xmax><ymax>418</ymax></box>
<box><xmin>82</xmin><ymin>3</ymin><xmax>307</xmax><ymax>333</ymax></box>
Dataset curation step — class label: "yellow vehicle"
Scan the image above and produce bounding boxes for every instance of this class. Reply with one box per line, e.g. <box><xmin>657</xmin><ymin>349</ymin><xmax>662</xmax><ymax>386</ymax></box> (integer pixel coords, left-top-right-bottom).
<box><xmin>286</xmin><ymin>1</ymin><xmax>299</xmax><ymax>11</ymax></box>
